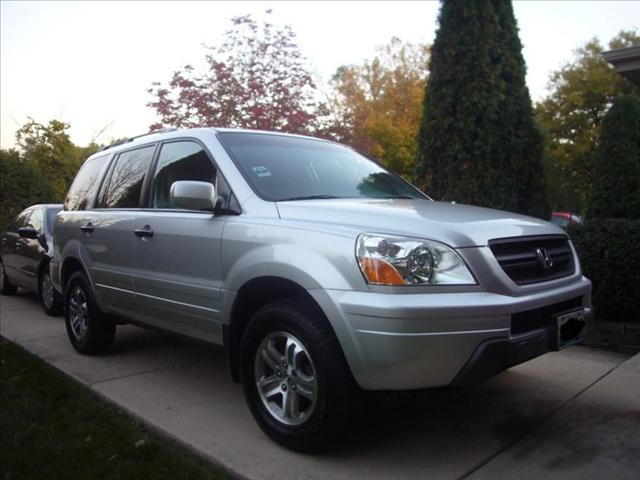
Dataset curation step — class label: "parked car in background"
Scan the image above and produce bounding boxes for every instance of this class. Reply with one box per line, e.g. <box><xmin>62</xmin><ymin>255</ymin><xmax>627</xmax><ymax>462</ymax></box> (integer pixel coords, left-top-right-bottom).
<box><xmin>1</xmin><ymin>204</ymin><xmax>63</xmax><ymax>315</ymax></box>
<box><xmin>52</xmin><ymin>128</ymin><xmax>593</xmax><ymax>452</ymax></box>
<box><xmin>550</xmin><ymin>211</ymin><xmax>583</xmax><ymax>229</ymax></box>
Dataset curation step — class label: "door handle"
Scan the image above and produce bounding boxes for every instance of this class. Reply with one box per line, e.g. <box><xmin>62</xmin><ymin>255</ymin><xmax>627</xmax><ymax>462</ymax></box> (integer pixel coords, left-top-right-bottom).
<box><xmin>134</xmin><ymin>226</ymin><xmax>154</xmax><ymax>238</ymax></box>
<box><xmin>80</xmin><ymin>222</ymin><xmax>94</xmax><ymax>234</ymax></box>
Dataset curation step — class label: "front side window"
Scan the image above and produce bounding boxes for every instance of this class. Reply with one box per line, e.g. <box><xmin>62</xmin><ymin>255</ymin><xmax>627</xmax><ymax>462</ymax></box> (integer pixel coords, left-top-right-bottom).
<box><xmin>100</xmin><ymin>145</ymin><xmax>155</xmax><ymax>208</ymax></box>
<box><xmin>151</xmin><ymin>141</ymin><xmax>216</xmax><ymax>208</ymax></box>
<box><xmin>64</xmin><ymin>155</ymin><xmax>109</xmax><ymax>211</ymax></box>
<box><xmin>217</xmin><ymin>132</ymin><xmax>427</xmax><ymax>202</ymax></box>
<box><xmin>27</xmin><ymin>208</ymin><xmax>43</xmax><ymax>232</ymax></box>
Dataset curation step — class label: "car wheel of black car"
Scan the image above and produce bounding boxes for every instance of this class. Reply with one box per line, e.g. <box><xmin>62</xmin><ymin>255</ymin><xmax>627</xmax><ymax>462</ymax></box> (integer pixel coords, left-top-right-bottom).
<box><xmin>240</xmin><ymin>297</ymin><xmax>358</xmax><ymax>452</ymax></box>
<box><xmin>0</xmin><ymin>259</ymin><xmax>18</xmax><ymax>295</ymax></box>
<box><xmin>64</xmin><ymin>271</ymin><xmax>115</xmax><ymax>354</ymax></box>
<box><xmin>39</xmin><ymin>268</ymin><xmax>62</xmax><ymax>316</ymax></box>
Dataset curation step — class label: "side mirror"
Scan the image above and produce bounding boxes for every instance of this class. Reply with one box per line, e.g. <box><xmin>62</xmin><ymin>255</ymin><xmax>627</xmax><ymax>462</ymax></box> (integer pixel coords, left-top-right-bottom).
<box><xmin>18</xmin><ymin>226</ymin><xmax>38</xmax><ymax>239</ymax></box>
<box><xmin>170</xmin><ymin>181</ymin><xmax>223</xmax><ymax>211</ymax></box>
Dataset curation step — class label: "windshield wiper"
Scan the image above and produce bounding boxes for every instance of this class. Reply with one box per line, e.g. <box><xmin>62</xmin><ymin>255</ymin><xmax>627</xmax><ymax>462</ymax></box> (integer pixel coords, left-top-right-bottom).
<box><xmin>278</xmin><ymin>194</ymin><xmax>340</xmax><ymax>201</ymax></box>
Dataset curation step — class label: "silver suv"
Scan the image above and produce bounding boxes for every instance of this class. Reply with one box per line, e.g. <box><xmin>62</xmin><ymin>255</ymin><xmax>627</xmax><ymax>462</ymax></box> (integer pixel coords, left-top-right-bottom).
<box><xmin>52</xmin><ymin>128</ymin><xmax>593</xmax><ymax>451</ymax></box>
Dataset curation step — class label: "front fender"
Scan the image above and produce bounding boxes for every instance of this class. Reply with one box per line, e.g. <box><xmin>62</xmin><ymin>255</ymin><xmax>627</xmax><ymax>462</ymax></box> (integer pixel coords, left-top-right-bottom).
<box><xmin>224</xmin><ymin>243</ymin><xmax>359</xmax><ymax>293</ymax></box>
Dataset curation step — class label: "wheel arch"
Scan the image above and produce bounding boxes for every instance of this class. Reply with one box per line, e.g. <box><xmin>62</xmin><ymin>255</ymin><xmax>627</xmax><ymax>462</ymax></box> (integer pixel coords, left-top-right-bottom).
<box><xmin>224</xmin><ymin>276</ymin><xmax>333</xmax><ymax>383</ymax></box>
<box><xmin>60</xmin><ymin>256</ymin><xmax>89</xmax><ymax>291</ymax></box>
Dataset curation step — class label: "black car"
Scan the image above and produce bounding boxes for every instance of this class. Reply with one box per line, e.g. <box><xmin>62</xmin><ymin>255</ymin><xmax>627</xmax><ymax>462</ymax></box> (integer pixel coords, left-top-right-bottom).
<box><xmin>1</xmin><ymin>204</ymin><xmax>63</xmax><ymax>315</ymax></box>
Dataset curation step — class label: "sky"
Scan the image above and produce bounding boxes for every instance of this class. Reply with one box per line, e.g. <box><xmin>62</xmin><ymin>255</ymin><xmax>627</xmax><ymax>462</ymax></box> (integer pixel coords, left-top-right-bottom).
<box><xmin>1</xmin><ymin>0</ymin><xmax>638</xmax><ymax>149</ymax></box>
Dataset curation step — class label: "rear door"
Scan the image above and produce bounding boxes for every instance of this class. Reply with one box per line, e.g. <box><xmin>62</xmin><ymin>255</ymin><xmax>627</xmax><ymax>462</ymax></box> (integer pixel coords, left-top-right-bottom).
<box><xmin>131</xmin><ymin>140</ymin><xmax>226</xmax><ymax>342</ymax></box>
<box><xmin>86</xmin><ymin>145</ymin><xmax>156</xmax><ymax>319</ymax></box>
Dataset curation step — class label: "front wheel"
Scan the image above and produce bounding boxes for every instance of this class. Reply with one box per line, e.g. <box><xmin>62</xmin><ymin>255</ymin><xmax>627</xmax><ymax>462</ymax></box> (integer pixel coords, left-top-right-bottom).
<box><xmin>64</xmin><ymin>271</ymin><xmax>115</xmax><ymax>354</ymax></box>
<box><xmin>240</xmin><ymin>298</ymin><xmax>358</xmax><ymax>452</ymax></box>
<box><xmin>39</xmin><ymin>268</ymin><xmax>62</xmax><ymax>316</ymax></box>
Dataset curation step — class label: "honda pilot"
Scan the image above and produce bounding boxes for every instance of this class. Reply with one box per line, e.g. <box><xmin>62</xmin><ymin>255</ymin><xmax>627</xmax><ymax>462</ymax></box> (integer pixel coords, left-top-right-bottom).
<box><xmin>52</xmin><ymin>128</ymin><xmax>593</xmax><ymax>451</ymax></box>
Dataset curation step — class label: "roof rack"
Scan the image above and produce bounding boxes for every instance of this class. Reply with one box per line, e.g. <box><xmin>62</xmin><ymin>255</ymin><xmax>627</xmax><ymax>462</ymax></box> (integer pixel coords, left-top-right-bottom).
<box><xmin>100</xmin><ymin>127</ymin><xmax>179</xmax><ymax>151</ymax></box>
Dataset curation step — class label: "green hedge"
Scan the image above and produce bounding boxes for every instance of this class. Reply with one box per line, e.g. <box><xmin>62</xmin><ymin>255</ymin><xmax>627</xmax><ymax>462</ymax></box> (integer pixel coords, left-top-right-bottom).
<box><xmin>569</xmin><ymin>219</ymin><xmax>640</xmax><ymax>322</ymax></box>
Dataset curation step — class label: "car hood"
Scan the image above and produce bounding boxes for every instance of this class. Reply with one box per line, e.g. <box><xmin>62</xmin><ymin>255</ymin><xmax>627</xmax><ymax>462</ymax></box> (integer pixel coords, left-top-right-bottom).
<box><xmin>275</xmin><ymin>198</ymin><xmax>564</xmax><ymax>248</ymax></box>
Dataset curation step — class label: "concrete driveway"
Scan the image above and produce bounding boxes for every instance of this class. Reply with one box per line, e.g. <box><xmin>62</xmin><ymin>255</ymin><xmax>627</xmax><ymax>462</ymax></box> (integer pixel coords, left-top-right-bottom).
<box><xmin>1</xmin><ymin>291</ymin><xmax>639</xmax><ymax>480</ymax></box>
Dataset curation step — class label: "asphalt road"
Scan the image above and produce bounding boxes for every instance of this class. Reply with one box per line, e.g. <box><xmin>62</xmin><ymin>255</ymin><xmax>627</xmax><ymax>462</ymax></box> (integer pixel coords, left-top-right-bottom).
<box><xmin>1</xmin><ymin>290</ymin><xmax>639</xmax><ymax>480</ymax></box>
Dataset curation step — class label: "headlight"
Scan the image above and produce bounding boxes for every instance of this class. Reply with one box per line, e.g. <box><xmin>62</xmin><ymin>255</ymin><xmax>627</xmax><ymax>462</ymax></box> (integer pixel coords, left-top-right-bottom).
<box><xmin>356</xmin><ymin>233</ymin><xmax>476</xmax><ymax>286</ymax></box>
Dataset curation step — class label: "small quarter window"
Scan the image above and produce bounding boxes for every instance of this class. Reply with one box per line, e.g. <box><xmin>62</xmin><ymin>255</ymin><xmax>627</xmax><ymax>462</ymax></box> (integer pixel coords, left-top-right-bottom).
<box><xmin>100</xmin><ymin>145</ymin><xmax>155</xmax><ymax>208</ymax></box>
<box><xmin>65</xmin><ymin>155</ymin><xmax>109</xmax><ymax>210</ymax></box>
<box><xmin>151</xmin><ymin>141</ymin><xmax>216</xmax><ymax>209</ymax></box>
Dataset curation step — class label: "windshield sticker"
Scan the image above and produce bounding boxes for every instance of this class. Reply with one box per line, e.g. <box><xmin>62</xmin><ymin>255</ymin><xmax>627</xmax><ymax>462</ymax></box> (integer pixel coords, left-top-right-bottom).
<box><xmin>252</xmin><ymin>166</ymin><xmax>272</xmax><ymax>178</ymax></box>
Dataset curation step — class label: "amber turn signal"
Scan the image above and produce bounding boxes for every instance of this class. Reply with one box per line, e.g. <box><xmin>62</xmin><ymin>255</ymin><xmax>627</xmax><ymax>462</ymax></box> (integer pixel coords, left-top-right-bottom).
<box><xmin>358</xmin><ymin>257</ymin><xmax>405</xmax><ymax>285</ymax></box>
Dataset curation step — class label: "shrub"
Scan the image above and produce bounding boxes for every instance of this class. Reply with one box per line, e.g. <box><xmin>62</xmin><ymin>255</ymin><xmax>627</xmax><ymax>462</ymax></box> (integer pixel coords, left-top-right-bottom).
<box><xmin>588</xmin><ymin>94</ymin><xmax>640</xmax><ymax>219</ymax></box>
<box><xmin>0</xmin><ymin>149</ymin><xmax>54</xmax><ymax>232</ymax></box>
<box><xmin>569</xmin><ymin>219</ymin><xmax>640</xmax><ymax>322</ymax></box>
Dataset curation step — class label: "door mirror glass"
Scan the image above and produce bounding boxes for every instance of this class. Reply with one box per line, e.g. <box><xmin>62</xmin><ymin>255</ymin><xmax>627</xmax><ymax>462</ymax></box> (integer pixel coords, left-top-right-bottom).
<box><xmin>18</xmin><ymin>226</ymin><xmax>38</xmax><ymax>239</ymax></box>
<box><xmin>170</xmin><ymin>181</ymin><xmax>219</xmax><ymax>211</ymax></box>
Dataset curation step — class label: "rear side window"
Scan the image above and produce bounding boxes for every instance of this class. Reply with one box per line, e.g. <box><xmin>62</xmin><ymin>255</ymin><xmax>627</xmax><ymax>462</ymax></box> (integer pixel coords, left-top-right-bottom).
<box><xmin>551</xmin><ymin>216</ymin><xmax>569</xmax><ymax>228</ymax></box>
<box><xmin>65</xmin><ymin>155</ymin><xmax>109</xmax><ymax>211</ymax></box>
<box><xmin>99</xmin><ymin>145</ymin><xmax>155</xmax><ymax>208</ymax></box>
<box><xmin>151</xmin><ymin>141</ymin><xmax>216</xmax><ymax>208</ymax></box>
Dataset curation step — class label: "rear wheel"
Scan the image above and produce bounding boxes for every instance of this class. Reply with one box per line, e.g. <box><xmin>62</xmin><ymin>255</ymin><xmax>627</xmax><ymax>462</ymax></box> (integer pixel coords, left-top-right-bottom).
<box><xmin>240</xmin><ymin>298</ymin><xmax>358</xmax><ymax>452</ymax></box>
<box><xmin>39</xmin><ymin>268</ymin><xmax>62</xmax><ymax>316</ymax></box>
<box><xmin>0</xmin><ymin>259</ymin><xmax>18</xmax><ymax>295</ymax></box>
<box><xmin>64</xmin><ymin>271</ymin><xmax>115</xmax><ymax>354</ymax></box>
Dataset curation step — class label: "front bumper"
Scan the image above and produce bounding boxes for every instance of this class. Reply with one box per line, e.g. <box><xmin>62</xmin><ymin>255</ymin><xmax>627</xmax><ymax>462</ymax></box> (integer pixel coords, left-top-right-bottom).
<box><xmin>310</xmin><ymin>276</ymin><xmax>592</xmax><ymax>390</ymax></box>
<box><xmin>451</xmin><ymin>306</ymin><xmax>593</xmax><ymax>386</ymax></box>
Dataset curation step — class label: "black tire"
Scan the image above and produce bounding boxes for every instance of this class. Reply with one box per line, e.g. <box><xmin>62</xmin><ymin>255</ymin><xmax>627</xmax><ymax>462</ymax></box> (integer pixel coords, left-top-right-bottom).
<box><xmin>39</xmin><ymin>267</ymin><xmax>62</xmax><ymax>316</ymax></box>
<box><xmin>0</xmin><ymin>259</ymin><xmax>18</xmax><ymax>295</ymax></box>
<box><xmin>64</xmin><ymin>271</ymin><xmax>116</xmax><ymax>354</ymax></box>
<box><xmin>240</xmin><ymin>297</ymin><xmax>358</xmax><ymax>452</ymax></box>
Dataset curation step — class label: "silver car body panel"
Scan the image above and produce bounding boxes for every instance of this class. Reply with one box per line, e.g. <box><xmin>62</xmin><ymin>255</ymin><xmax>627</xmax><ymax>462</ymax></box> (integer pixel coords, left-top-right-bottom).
<box><xmin>52</xmin><ymin>128</ymin><xmax>593</xmax><ymax>390</ymax></box>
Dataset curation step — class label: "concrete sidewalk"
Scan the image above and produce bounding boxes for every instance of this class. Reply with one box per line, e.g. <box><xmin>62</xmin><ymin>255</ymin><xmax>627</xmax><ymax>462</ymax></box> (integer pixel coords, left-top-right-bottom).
<box><xmin>1</xmin><ymin>291</ymin><xmax>639</xmax><ymax>480</ymax></box>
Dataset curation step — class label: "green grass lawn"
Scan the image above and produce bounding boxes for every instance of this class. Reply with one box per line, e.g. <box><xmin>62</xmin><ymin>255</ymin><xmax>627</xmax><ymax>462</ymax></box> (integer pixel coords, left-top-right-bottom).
<box><xmin>0</xmin><ymin>339</ymin><xmax>227</xmax><ymax>480</ymax></box>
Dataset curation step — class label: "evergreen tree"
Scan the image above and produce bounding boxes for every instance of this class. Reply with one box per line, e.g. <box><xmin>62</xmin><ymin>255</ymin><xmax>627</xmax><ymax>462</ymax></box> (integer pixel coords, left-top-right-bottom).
<box><xmin>415</xmin><ymin>0</ymin><xmax>548</xmax><ymax>217</ymax></box>
<box><xmin>588</xmin><ymin>95</ymin><xmax>640</xmax><ymax>219</ymax></box>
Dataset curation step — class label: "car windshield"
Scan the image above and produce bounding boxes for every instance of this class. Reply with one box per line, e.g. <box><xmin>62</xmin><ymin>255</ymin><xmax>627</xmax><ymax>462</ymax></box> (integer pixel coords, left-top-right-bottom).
<box><xmin>217</xmin><ymin>132</ymin><xmax>428</xmax><ymax>202</ymax></box>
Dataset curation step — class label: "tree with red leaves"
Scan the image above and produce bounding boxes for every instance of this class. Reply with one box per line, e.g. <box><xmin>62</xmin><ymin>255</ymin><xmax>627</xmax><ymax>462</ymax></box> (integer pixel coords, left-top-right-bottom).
<box><xmin>148</xmin><ymin>12</ymin><xmax>325</xmax><ymax>135</ymax></box>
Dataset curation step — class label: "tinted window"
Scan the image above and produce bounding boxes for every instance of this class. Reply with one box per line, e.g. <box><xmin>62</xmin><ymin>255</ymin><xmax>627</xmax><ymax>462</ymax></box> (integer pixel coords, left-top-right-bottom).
<box><xmin>11</xmin><ymin>210</ymin><xmax>31</xmax><ymax>232</ymax></box>
<box><xmin>152</xmin><ymin>142</ymin><xmax>216</xmax><ymax>208</ymax></box>
<box><xmin>217</xmin><ymin>133</ymin><xmax>427</xmax><ymax>202</ymax></box>
<box><xmin>550</xmin><ymin>216</ymin><xmax>569</xmax><ymax>227</ymax></box>
<box><xmin>100</xmin><ymin>145</ymin><xmax>155</xmax><ymax>208</ymax></box>
<box><xmin>65</xmin><ymin>155</ymin><xmax>109</xmax><ymax>210</ymax></box>
<box><xmin>27</xmin><ymin>208</ymin><xmax>43</xmax><ymax>232</ymax></box>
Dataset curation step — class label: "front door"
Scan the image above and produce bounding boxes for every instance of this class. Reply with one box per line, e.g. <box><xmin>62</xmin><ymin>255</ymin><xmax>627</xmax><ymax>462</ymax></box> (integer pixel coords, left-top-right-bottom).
<box><xmin>131</xmin><ymin>140</ymin><xmax>225</xmax><ymax>343</ymax></box>
<box><xmin>18</xmin><ymin>207</ymin><xmax>46</xmax><ymax>290</ymax></box>
<box><xmin>2</xmin><ymin>208</ymin><xmax>32</xmax><ymax>288</ymax></box>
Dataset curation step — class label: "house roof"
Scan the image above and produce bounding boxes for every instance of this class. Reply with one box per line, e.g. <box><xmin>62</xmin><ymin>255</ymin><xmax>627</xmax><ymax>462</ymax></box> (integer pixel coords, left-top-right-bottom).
<box><xmin>603</xmin><ymin>45</ymin><xmax>640</xmax><ymax>85</ymax></box>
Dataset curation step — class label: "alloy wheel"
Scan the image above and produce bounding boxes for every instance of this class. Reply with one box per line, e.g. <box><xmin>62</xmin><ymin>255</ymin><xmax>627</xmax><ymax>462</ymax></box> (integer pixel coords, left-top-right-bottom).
<box><xmin>254</xmin><ymin>331</ymin><xmax>318</xmax><ymax>426</ymax></box>
<box><xmin>68</xmin><ymin>285</ymin><xmax>89</xmax><ymax>341</ymax></box>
